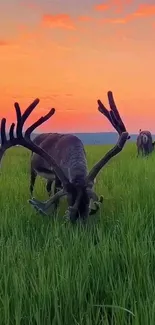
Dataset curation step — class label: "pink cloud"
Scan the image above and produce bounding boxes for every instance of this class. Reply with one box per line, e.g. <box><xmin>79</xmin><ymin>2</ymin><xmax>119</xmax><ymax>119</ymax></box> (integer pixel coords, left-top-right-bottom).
<box><xmin>94</xmin><ymin>0</ymin><xmax>133</xmax><ymax>13</ymax></box>
<box><xmin>19</xmin><ymin>0</ymin><xmax>38</xmax><ymax>10</ymax></box>
<box><xmin>131</xmin><ymin>4</ymin><xmax>155</xmax><ymax>18</ymax></box>
<box><xmin>42</xmin><ymin>14</ymin><xmax>76</xmax><ymax>30</ymax></box>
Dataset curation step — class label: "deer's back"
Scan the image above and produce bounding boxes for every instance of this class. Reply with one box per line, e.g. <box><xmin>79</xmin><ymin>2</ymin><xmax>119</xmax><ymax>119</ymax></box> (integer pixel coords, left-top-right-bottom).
<box><xmin>31</xmin><ymin>133</ymin><xmax>63</xmax><ymax>171</ymax></box>
<box><xmin>33</xmin><ymin>133</ymin><xmax>52</xmax><ymax>146</ymax></box>
<box><xmin>31</xmin><ymin>133</ymin><xmax>88</xmax><ymax>182</ymax></box>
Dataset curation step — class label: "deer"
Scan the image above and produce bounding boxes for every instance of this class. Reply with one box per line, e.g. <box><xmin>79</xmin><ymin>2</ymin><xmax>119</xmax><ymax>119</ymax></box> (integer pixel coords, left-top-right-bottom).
<box><xmin>30</xmin><ymin>133</ymin><xmax>99</xmax><ymax>204</ymax></box>
<box><xmin>136</xmin><ymin>129</ymin><xmax>155</xmax><ymax>156</ymax></box>
<box><xmin>0</xmin><ymin>91</ymin><xmax>130</xmax><ymax>223</ymax></box>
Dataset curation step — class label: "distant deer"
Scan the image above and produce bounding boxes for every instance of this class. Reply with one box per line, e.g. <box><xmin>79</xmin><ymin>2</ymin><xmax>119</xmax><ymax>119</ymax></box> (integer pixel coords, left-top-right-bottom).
<box><xmin>136</xmin><ymin>129</ymin><xmax>155</xmax><ymax>156</ymax></box>
<box><xmin>0</xmin><ymin>91</ymin><xmax>130</xmax><ymax>223</ymax></box>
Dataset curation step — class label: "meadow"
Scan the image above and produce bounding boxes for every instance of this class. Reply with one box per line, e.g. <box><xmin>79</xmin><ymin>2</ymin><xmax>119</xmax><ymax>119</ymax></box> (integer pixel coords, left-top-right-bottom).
<box><xmin>0</xmin><ymin>143</ymin><xmax>155</xmax><ymax>325</ymax></box>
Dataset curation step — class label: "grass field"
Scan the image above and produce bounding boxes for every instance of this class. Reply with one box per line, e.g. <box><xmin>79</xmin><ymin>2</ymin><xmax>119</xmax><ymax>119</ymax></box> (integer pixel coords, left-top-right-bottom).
<box><xmin>0</xmin><ymin>143</ymin><xmax>155</xmax><ymax>324</ymax></box>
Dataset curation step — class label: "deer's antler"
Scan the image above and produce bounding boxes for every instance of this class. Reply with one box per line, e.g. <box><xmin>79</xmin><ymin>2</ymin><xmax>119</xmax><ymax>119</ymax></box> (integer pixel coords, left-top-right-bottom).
<box><xmin>0</xmin><ymin>98</ymin><xmax>69</xmax><ymax>187</ymax></box>
<box><xmin>87</xmin><ymin>91</ymin><xmax>129</xmax><ymax>182</ymax></box>
<box><xmin>97</xmin><ymin>91</ymin><xmax>130</xmax><ymax>137</ymax></box>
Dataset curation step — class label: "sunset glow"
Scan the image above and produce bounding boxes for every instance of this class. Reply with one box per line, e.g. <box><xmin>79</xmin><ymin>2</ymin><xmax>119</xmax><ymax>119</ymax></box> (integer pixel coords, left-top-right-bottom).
<box><xmin>1</xmin><ymin>0</ymin><xmax>155</xmax><ymax>133</ymax></box>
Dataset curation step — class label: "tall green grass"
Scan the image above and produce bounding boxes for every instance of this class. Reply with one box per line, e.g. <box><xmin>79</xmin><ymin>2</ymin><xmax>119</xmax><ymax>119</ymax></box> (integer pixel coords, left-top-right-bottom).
<box><xmin>0</xmin><ymin>143</ymin><xmax>155</xmax><ymax>324</ymax></box>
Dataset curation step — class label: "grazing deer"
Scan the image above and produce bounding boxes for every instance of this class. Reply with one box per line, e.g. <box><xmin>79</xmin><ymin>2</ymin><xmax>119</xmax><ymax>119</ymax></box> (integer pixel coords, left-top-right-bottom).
<box><xmin>30</xmin><ymin>134</ymin><xmax>98</xmax><ymax>202</ymax></box>
<box><xmin>0</xmin><ymin>91</ymin><xmax>130</xmax><ymax>223</ymax></box>
<box><xmin>136</xmin><ymin>129</ymin><xmax>155</xmax><ymax>156</ymax></box>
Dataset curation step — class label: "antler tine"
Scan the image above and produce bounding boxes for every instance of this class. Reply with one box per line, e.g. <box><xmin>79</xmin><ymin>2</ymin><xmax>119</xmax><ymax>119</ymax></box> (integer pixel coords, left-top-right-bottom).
<box><xmin>9</xmin><ymin>123</ymin><xmax>15</xmax><ymax>141</ymax></box>
<box><xmin>21</xmin><ymin>98</ymin><xmax>40</xmax><ymax>123</ymax></box>
<box><xmin>107</xmin><ymin>91</ymin><xmax>121</xmax><ymax>121</ymax></box>
<box><xmin>109</xmin><ymin>110</ymin><xmax>124</xmax><ymax>135</ymax></box>
<box><xmin>25</xmin><ymin>108</ymin><xmax>55</xmax><ymax>138</ymax></box>
<box><xmin>108</xmin><ymin>91</ymin><xmax>127</xmax><ymax>134</ymax></box>
<box><xmin>98</xmin><ymin>91</ymin><xmax>130</xmax><ymax>138</ymax></box>
<box><xmin>1</xmin><ymin>118</ymin><xmax>7</xmax><ymax>145</ymax></box>
<box><xmin>98</xmin><ymin>99</ymin><xmax>122</xmax><ymax>135</ymax></box>
<box><xmin>0</xmin><ymin>119</ymin><xmax>16</xmax><ymax>165</ymax></box>
<box><xmin>14</xmin><ymin>102</ymin><xmax>22</xmax><ymax>138</ymax></box>
<box><xmin>14</xmin><ymin>98</ymin><xmax>39</xmax><ymax>138</ymax></box>
<box><xmin>87</xmin><ymin>132</ymin><xmax>129</xmax><ymax>182</ymax></box>
<box><xmin>97</xmin><ymin>99</ymin><xmax>116</xmax><ymax>129</ymax></box>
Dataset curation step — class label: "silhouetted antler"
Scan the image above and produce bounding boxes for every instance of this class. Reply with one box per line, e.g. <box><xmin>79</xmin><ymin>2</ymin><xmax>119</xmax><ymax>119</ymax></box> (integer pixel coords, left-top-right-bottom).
<box><xmin>86</xmin><ymin>91</ymin><xmax>129</xmax><ymax>182</ymax></box>
<box><xmin>0</xmin><ymin>99</ymin><xmax>53</xmax><ymax>150</ymax></box>
<box><xmin>98</xmin><ymin>91</ymin><xmax>130</xmax><ymax>137</ymax></box>
<box><xmin>0</xmin><ymin>98</ymin><xmax>69</xmax><ymax>186</ymax></box>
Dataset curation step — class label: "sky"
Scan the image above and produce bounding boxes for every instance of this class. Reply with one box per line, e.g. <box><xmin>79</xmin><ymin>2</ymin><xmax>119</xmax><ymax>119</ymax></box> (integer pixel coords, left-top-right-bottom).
<box><xmin>0</xmin><ymin>0</ymin><xmax>155</xmax><ymax>133</ymax></box>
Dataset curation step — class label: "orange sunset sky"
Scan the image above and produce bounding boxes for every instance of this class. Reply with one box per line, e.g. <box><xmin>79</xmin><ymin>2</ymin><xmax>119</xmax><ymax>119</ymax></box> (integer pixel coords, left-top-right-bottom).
<box><xmin>0</xmin><ymin>0</ymin><xmax>155</xmax><ymax>133</ymax></box>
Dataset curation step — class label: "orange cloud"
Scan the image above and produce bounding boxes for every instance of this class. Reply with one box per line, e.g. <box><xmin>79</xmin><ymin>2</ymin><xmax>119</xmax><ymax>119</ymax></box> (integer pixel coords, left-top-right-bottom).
<box><xmin>97</xmin><ymin>3</ymin><xmax>155</xmax><ymax>25</ymax></box>
<box><xmin>0</xmin><ymin>40</ymin><xmax>10</xmax><ymax>46</ymax></box>
<box><xmin>111</xmin><ymin>0</ymin><xmax>133</xmax><ymax>13</ymax></box>
<box><xmin>131</xmin><ymin>4</ymin><xmax>155</xmax><ymax>18</ymax></box>
<box><xmin>94</xmin><ymin>3</ymin><xmax>110</xmax><ymax>11</ymax></box>
<box><xmin>124</xmin><ymin>3</ymin><xmax>155</xmax><ymax>24</ymax></box>
<box><xmin>42</xmin><ymin>14</ymin><xmax>76</xmax><ymax>30</ymax></box>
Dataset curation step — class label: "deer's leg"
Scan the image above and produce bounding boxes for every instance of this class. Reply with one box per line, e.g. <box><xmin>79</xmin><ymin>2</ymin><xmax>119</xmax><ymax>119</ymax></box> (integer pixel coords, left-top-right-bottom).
<box><xmin>30</xmin><ymin>169</ymin><xmax>37</xmax><ymax>197</ymax></box>
<box><xmin>143</xmin><ymin>146</ymin><xmax>149</xmax><ymax>157</ymax></box>
<box><xmin>137</xmin><ymin>147</ymin><xmax>140</xmax><ymax>157</ymax></box>
<box><xmin>53</xmin><ymin>176</ymin><xmax>62</xmax><ymax>209</ymax></box>
<box><xmin>46</xmin><ymin>180</ymin><xmax>53</xmax><ymax>197</ymax></box>
<box><xmin>35</xmin><ymin>166</ymin><xmax>55</xmax><ymax>197</ymax></box>
<box><xmin>141</xmin><ymin>146</ymin><xmax>145</xmax><ymax>157</ymax></box>
<box><xmin>140</xmin><ymin>148</ymin><xmax>143</xmax><ymax>156</ymax></box>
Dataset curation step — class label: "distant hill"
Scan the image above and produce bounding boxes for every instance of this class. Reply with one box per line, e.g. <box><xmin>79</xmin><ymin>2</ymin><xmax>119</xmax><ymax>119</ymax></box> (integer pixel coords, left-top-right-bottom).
<box><xmin>71</xmin><ymin>132</ymin><xmax>139</xmax><ymax>145</ymax></box>
<box><xmin>0</xmin><ymin>132</ymin><xmax>141</xmax><ymax>145</ymax></box>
